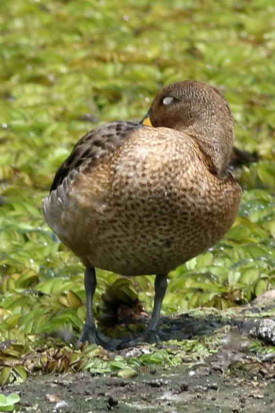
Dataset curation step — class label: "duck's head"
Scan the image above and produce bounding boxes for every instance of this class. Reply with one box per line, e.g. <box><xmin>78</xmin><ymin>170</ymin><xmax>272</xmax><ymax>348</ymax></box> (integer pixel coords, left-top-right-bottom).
<box><xmin>142</xmin><ymin>80</ymin><xmax>234</xmax><ymax>175</ymax></box>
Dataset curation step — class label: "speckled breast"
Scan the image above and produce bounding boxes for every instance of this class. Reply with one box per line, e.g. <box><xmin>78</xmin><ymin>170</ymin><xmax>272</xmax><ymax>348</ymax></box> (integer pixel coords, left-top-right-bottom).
<box><xmin>44</xmin><ymin>128</ymin><xmax>241</xmax><ymax>275</ymax></box>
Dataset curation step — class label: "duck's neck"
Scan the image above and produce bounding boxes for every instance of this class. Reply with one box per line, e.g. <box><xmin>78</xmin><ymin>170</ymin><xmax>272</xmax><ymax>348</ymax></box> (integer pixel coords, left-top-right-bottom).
<box><xmin>176</xmin><ymin>120</ymin><xmax>234</xmax><ymax>176</ymax></box>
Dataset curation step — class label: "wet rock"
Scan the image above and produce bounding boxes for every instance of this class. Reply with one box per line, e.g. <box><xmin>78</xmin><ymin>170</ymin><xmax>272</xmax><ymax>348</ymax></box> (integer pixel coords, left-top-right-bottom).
<box><xmin>252</xmin><ymin>290</ymin><xmax>275</xmax><ymax>306</ymax></box>
<box><xmin>250</xmin><ymin>319</ymin><xmax>275</xmax><ymax>345</ymax></box>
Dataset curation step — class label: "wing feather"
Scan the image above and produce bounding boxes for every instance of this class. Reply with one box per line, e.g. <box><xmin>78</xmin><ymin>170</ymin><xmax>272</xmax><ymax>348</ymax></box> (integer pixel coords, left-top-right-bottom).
<box><xmin>50</xmin><ymin>121</ymin><xmax>141</xmax><ymax>191</ymax></box>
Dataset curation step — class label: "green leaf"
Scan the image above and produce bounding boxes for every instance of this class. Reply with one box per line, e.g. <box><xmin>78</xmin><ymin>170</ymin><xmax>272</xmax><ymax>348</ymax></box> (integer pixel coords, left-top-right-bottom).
<box><xmin>0</xmin><ymin>368</ymin><xmax>12</xmax><ymax>386</ymax></box>
<box><xmin>117</xmin><ymin>367</ymin><xmax>137</xmax><ymax>378</ymax></box>
<box><xmin>254</xmin><ymin>279</ymin><xmax>269</xmax><ymax>297</ymax></box>
<box><xmin>67</xmin><ymin>290</ymin><xmax>83</xmax><ymax>308</ymax></box>
<box><xmin>0</xmin><ymin>392</ymin><xmax>20</xmax><ymax>410</ymax></box>
<box><xmin>109</xmin><ymin>360</ymin><xmax>128</xmax><ymax>370</ymax></box>
<box><xmin>13</xmin><ymin>367</ymin><xmax>28</xmax><ymax>382</ymax></box>
<box><xmin>5</xmin><ymin>393</ymin><xmax>20</xmax><ymax>406</ymax></box>
<box><xmin>0</xmin><ymin>394</ymin><xmax>7</xmax><ymax>406</ymax></box>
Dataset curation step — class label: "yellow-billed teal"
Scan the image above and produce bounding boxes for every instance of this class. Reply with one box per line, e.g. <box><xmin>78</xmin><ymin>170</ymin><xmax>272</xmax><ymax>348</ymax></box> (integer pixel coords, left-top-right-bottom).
<box><xmin>43</xmin><ymin>80</ymin><xmax>242</xmax><ymax>348</ymax></box>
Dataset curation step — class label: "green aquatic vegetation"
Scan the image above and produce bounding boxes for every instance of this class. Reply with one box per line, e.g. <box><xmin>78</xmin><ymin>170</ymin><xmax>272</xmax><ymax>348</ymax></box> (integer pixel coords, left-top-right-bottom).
<box><xmin>0</xmin><ymin>326</ymin><xmax>228</xmax><ymax>384</ymax></box>
<box><xmin>0</xmin><ymin>393</ymin><xmax>20</xmax><ymax>412</ymax></box>
<box><xmin>0</xmin><ymin>0</ymin><xmax>275</xmax><ymax>383</ymax></box>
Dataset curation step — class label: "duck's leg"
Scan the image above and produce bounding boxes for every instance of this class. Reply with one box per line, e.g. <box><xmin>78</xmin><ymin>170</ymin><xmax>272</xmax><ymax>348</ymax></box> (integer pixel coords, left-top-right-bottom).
<box><xmin>78</xmin><ymin>266</ymin><xmax>110</xmax><ymax>347</ymax></box>
<box><xmin>124</xmin><ymin>273</ymin><xmax>168</xmax><ymax>347</ymax></box>
<box><xmin>142</xmin><ymin>273</ymin><xmax>168</xmax><ymax>342</ymax></box>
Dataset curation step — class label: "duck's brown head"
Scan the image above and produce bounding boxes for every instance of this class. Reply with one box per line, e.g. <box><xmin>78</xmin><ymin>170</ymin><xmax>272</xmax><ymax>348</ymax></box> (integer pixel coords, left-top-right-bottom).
<box><xmin>143</xmin><ymin>80</ymin><xmax>234</xmax><ymax>175</ymax></box>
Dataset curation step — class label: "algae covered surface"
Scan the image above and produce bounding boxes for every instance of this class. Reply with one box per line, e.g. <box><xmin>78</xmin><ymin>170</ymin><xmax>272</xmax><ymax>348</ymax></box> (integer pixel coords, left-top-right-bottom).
<box><xmin>0</xmin><ymin>0</ymin><xmax>275</xmax><ymax>410</ymax></box>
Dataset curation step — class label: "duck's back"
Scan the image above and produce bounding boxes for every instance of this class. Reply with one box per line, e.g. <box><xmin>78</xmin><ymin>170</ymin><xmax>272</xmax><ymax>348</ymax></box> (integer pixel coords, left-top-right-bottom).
<box><xmin>43</xmin><ymin>123</ymin><xmax>241</xmax><ymax>275</ymax></box>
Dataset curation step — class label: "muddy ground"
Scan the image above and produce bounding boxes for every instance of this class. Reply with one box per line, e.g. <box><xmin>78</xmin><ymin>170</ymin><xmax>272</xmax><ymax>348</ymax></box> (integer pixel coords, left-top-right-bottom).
<box><xmin>6</xmin><ymin>356</ymin><xmax>275</xmax><ymax>413</ymax></box>
<box><xmin>4</xmin><ymin>314</ymin><xmax>275</xmax><ymax>412</ymax></box>
<box><xmin>5</xmin><ymin>345</ymin><xmax>275</xmax><ymax>413</ymax></box>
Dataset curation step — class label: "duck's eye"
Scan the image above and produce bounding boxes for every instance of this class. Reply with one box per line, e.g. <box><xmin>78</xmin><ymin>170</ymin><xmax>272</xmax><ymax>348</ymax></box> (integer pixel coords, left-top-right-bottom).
<box><xmin>162</xmin><ymin>96</ymin><xmax>175</xmax><ymax>106</ymax></box>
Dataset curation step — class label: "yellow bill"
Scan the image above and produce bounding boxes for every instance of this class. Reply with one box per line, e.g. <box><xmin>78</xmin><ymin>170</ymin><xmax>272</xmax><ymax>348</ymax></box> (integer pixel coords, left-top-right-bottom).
<box><xmin>142</xmin><ymin>116</ymin><xmax>152</xmax><ymax>127</ymax></box>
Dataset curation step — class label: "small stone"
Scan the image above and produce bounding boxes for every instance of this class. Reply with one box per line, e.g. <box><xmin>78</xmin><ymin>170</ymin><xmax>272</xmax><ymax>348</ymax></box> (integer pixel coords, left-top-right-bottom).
<box><xmin>45</xmin><ymin>394</ymin><xmax>60</xmax><ymax>403</ymax></box>
<box><xmin>54</xmin><ymin>400</ymin><xmax>70</xmax><ymax>411</ymax></box>
<box><xmin>207</xmin><ymin>383</ymin><xmax>219</xmax><ymax>391</ymax></box>
<box><xmin>146</xmin><ymin>379</ymin><xmax>168</xmax><ymax>387</ymax></box>
<box><xmin>179</xmin><ymin>383</ymin><xmax>189</xmax><ymax>392</ymax></box>
<box><xmin>107</xmin><ymin>396</ymin><xmax>118</xmax><ymax>408</ymax></box>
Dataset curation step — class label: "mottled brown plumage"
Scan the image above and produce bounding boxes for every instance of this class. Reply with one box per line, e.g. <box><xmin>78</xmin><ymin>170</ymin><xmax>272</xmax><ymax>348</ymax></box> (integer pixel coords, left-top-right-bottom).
<box><xmin>43</xmin><ymin>80</ymin><xmax>241</xmax><ymax>348</ymax></box>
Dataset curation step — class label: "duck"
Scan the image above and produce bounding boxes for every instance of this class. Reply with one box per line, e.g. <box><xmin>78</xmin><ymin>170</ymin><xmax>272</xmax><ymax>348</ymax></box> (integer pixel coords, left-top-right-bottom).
<box><xmin>43</xmin><ymin>80</ymin><xmax>242</xmax><ymax>348</ymax></box>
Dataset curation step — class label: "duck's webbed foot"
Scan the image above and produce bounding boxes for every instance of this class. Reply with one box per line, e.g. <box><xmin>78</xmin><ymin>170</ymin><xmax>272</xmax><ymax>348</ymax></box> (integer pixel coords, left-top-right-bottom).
<box><xmin>78</xmin><ymin>324</ymin><xmax>123</xmax><ymax>350</ymax></box>
<box><xmin>78</xmin><ymin>324</ymin><xmax>110</xmax><ymax>347</ymax></box>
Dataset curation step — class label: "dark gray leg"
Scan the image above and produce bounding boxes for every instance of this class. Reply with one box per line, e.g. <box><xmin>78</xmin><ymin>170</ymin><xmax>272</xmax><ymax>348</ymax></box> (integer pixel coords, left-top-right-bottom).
<box><xmin>84</xmin><ymin>266</ymin><xmax>96</xmax><ymax>330</ymax></box>
<box><xmin>78</xmin><ymin>267</ymin><xmax>109</xmax><ymax>347</ymax></box>
<box><xmin>124</xmin><ymin>273</ymin><xmax>168</xmax><ymax>347</ymax></box>
<box><xmin>143</xmin><ymin>273</ymin><xmax>168</xmax><ymax>342</ymax></box>
<box><xmin>147</xmin><ymin>273</ymin><xmax>168</xmax><ymax>332</ymax></box>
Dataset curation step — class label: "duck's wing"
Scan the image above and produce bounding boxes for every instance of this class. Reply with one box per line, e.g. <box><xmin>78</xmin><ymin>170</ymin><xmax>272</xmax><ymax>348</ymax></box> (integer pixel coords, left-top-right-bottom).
<box><xmin>50</xmin><ymin>121</ymin><xmax>141</xmax><ymax>191</ymax></box>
